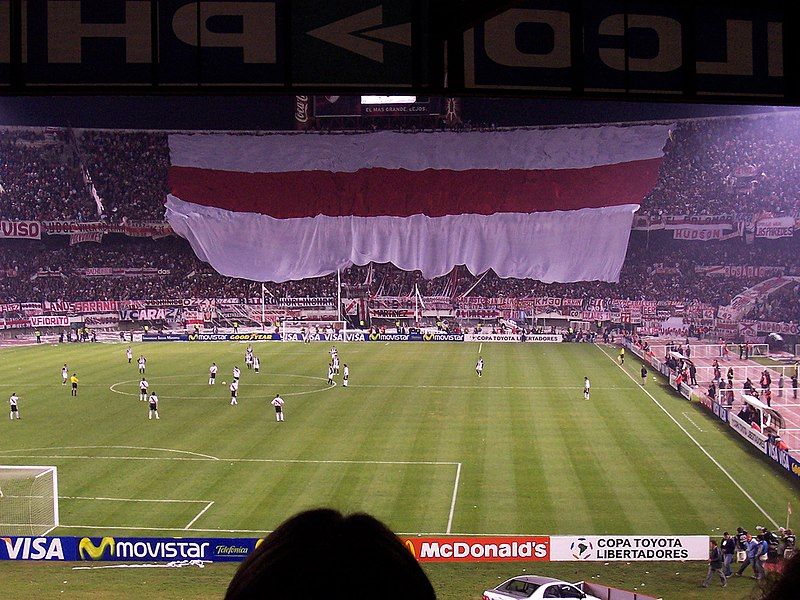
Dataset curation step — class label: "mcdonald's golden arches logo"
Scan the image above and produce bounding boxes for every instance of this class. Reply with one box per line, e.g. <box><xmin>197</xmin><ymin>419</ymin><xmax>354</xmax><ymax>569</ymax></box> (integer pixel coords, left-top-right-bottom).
<box><xmin>403</xmin><ymin>539</ymin><xmax>416</xmax><ymax>558</ymax></box>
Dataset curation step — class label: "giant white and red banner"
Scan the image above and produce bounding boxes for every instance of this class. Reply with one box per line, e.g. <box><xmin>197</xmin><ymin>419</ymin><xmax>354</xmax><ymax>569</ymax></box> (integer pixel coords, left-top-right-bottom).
<box><xmin>166</xmin><ymin>125</ymin><xmax>671</xmax><ymax>283</ymax></box>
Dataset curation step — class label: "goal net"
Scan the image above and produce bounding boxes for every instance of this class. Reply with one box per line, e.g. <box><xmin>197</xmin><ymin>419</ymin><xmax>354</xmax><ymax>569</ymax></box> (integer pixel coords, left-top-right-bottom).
<box><xmin>281</xmin><ymin>320</ymin><xmax>348</xmax><ymax>342</ymax></box>
<box><xmin>0</xmin><ymin>466</ymin><xmax>59</xmax><ymax>535</ymax></box>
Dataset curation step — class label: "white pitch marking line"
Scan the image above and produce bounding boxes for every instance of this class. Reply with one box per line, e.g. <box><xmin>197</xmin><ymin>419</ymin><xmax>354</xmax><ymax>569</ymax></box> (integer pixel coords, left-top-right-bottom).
<box><xmin>108</xmin><ymin>378</ymin><xmax>633</xmax><ymax>394</ymax></box>
<box><xmin>184</xmin><ymin>501</ymin><xmax>215</xmax><ymax>530</ymax></box>
<box><xmin>682</xmin><ymin>412</ymin><xmax>705</xmax><ymax>432</ymax></box>
<box><xmin>596</xmin><ymin>344</ymin><xmax>779</xmax><ymax>529</ymax></box>
<box><xmin>65</xmin><ymin>495</ymin><xmax>212</xmax><ymax>504</ymax></box>
<box><xmin>0</xmin><ymin>454</ymin><xmax>458</xmax><ymax>466</ymax></box>
<box><xmin>0</xmin><ymin>445</ymin><xmax>220</xmax><ymax>461</ymax></box>
<box><xmin>73</xmin><ymin>563</ymin><xmax>211</xmax><ymax>571</ymax></box>
<box><xmin>57</xmin><ymin>524</ymin><xmax>269</xmax><ymax>534</ymax></box>
<box><xmin>110</xmin><ymin>376</ymin><xmax>335</xmax><ymax>400</ymax></box>
<box><xmin>446</xmin><ymin>462</ymin><xmax>462</xmax><ymax>534</ymax></box>
<box><xmin>478</xmin><ymin>343</ymin><xmax>482</xmax><ymax>354</ymax></box>
<box><xmin>3</xmin><ymin>495</ymin><xmax>211</xmax><ymax>504</ymax></box>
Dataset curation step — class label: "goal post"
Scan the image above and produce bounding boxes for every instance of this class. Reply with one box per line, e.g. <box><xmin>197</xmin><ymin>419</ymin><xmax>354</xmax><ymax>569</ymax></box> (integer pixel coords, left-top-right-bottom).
<box><xmin>0</xmin><ymin>466</ymin><xmax>59</xmax><ymax>536</ymax></box>
<box><xmin>281</xmin><ymin>320</ymin><xmax>348</xmax><ymax>342</ymax></box>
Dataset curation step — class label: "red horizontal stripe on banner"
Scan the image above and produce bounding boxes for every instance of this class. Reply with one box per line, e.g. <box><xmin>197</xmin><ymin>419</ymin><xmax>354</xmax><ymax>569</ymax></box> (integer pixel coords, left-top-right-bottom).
<box><xmin>168</xmin><ymin>159</ymin><xmax>661</xmax><ymax>218</ymax></box>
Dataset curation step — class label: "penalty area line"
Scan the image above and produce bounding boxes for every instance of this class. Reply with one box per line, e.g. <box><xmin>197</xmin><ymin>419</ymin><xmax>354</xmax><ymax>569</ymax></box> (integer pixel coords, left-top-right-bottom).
<box><xmin>596</xmin><ymin>344</ymin><xmax>779</xmax><ymax>529</ymax></box>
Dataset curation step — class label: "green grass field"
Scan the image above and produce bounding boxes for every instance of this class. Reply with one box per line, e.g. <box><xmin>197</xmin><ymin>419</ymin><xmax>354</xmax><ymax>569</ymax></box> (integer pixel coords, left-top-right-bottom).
<box><xmin>0</xmin><ymin>340</ymin><xmax>797</xmax><ymax>599</ymax></box>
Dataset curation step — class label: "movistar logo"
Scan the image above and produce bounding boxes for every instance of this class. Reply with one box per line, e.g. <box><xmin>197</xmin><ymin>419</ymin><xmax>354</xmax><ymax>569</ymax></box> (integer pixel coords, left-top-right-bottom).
<box><xmin>369</xmin><ymin>332</ymin><xmax>379</xmax><ymax>341</ymax></box>
<box><xmin>79</xmin><ymin>537</ymin><xmax>115</xmax><ymax>560</ymax></box>
<box><xmin>403</xmin><ymin>539</ymin><xmax>417</xmax><ymax>559</ymax></box>
<box><xmin>423</xmin><ymin>332</ymin><xmax>433</xmax><ymax>341</ymax></box>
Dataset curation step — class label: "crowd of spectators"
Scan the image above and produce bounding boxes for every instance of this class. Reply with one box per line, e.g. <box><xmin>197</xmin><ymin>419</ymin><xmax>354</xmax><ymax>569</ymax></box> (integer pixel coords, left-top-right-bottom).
<box><xmin>0</xmin><ymin>130</ymin><xmax>96</xmax><ymax>221</ymax></box>
<box><xmin>79</xmin><ymin>131</ymin><xmax>170</xmax><ymax>222</ymax></box>
<box><xmin>745</xmin><ymin>283</ymin><xmax>800</xmax><ymax>324</ymax></box>
<box><xmin>0</xmin><ymin>232</ymin><xmax>797</xmax><ymax>313</ymax></box>
<box><xmin>1</xmin><ymin>112</ymin><xmax>799</xmax><ymax>226</ymax></box>
<box><xmin>0</xmin><ymin>115</ymin><xmax>799</xmax><ymax>309</ymax></box>
<box><xmin>640</xmin><ymin>112</ymin><xmax>800</xmax><ymax>217</ymax></box>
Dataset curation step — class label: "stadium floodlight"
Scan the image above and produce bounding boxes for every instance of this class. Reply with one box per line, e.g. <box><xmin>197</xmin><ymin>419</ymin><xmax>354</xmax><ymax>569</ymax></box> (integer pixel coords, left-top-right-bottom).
<box><xmin>281</xmin><ymin>320</ymin><xmax>348</xmax><ymax>342</ymax></box>
<box><xmin>0</xmin><ymin>466</ymin><xmax>59</xmax><ymax>535</ymax></box>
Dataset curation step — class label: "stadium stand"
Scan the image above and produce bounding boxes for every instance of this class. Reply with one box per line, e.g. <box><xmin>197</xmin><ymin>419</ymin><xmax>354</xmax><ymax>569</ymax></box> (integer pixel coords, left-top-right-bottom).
<box><xmin>0</xmin><ymin>113</ymin><xmax>797</xmax><ymax>319</ymax></box>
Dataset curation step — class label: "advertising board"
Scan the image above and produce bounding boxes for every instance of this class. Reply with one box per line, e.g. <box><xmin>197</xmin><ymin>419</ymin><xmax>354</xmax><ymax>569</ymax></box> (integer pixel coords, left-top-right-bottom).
<box><xmin>550</xmin><ymin>535</ymin><xmax>709</xmax><ymax>561</ymax></box>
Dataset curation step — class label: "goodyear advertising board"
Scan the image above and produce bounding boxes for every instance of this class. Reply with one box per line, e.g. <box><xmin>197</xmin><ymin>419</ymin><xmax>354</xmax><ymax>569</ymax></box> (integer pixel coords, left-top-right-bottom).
<box><xmin>187</xmin><ymin>332</ymin><xmax>281</xmax><ymax>342</ymax></box>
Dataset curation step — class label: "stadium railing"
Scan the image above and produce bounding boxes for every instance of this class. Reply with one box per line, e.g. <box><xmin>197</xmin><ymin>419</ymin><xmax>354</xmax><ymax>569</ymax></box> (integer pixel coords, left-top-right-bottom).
<box><xmin>623</xmin><ymin>339</ymin><xmax>800</xmax><ymax>485</ymax></box>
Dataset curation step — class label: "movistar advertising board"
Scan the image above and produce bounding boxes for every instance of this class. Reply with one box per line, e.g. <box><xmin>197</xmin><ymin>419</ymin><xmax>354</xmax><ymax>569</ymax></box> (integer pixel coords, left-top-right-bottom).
<box><xmin>0</xmin><ymin>536</ymin><xmax>262</xmax><ymax>561</ymax></box>
<box><xmin>364</xmin><ymin>332</ymin><xmax>464</xmax><ymax>342</ymax></box>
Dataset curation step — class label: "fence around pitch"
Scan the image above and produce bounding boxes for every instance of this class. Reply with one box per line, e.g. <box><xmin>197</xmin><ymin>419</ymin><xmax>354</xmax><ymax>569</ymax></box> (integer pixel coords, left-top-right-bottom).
<box><xmin>648</xmin><ymin>343</ymin><xmax>769</xmax><ymax>360</ymax></box>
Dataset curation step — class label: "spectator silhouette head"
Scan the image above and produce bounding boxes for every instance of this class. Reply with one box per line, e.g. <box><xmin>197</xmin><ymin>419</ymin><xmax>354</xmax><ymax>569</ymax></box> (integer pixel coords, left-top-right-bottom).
<box><xmin>758</xmin><ymin>548</ymin><xmax>800</xmax><ymax>599</ymax></box>
<box><xmin>225</xmin><ymin>508</ymin><xmax>436</xmax><ymax>600</ymax></box>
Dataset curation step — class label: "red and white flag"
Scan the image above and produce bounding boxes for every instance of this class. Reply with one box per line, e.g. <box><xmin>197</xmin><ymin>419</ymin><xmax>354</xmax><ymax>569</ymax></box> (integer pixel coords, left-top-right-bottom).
<box><xmin>166</xmin><ymin>125</ymin><xmax>671</xmax><ymax>283</ymax></box>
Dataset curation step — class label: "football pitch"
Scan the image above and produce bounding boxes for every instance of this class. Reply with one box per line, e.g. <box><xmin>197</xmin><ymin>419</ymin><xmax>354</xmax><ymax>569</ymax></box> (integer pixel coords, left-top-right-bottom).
<box><xmin>0</xmin><ymin>340</ymin><xmax>797</xmax><ymax>599</ymax></box>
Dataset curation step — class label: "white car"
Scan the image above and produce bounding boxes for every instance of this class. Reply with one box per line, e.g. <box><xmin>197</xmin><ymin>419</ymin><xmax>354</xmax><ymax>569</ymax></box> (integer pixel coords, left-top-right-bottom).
<box><xmin>483</xmin><ymin>576</ymin><xmax>602</xmax><ymax>600</ymax></box>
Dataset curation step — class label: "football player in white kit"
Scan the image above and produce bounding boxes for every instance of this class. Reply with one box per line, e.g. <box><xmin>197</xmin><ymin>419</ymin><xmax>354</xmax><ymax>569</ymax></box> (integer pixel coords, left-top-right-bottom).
<box><xmin>271</xmin><ymin>394</ymin><xmax>284</xmax><ymax>421</ymax></box>
<box><xmin>61</xmin><ymin>364</ymin><xmax>69</xmax><ymax>386</ymax></box>
<box><xmin>148</xmin><ymin>392</ymin><xmax>160</xmax><ymax>419</ymax></box>
<box><xmin>209</xmin><ymin>362</ymin><xmax>218</xmax><ymax>385</ymax></box>
<box><xmin>139</xmin><ymin>377</ymin><xmax>149</xmax><ymax>401</ymax></box>
<box><xmin>230</xmin><ymin>380</ymin><xmax>239</xmax><ymax>405</ymax></box>
<box><xmin>9</xmin><ymin>392</ymin><xmax>20</xmax><ymax>420</ymax></box>
<box><xmin>476</xmin><ymin>357</ymin><xmax>484</xmax><ymax>377</ymax></box>
<box><xmin>342</xmin><ymin>364</ymin><xmax>349</xmax><ymax>388</ymax></box>
<box><xmin>584</xmin><ymin>377</ymin><xmax>591</xmax><ymax>400</ymax></box>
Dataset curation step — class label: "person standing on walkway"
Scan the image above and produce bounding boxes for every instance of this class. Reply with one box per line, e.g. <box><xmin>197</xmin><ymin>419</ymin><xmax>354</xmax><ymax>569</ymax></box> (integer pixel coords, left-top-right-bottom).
<box><xmin>721</xmin><ymin>532</ymin><xmax>736</xmax><ymax>577</ymax></box>
<box><xmin>702</xmin><ymin>539</ymin><xmax>727</xmax><ymax>587</ymax></box>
